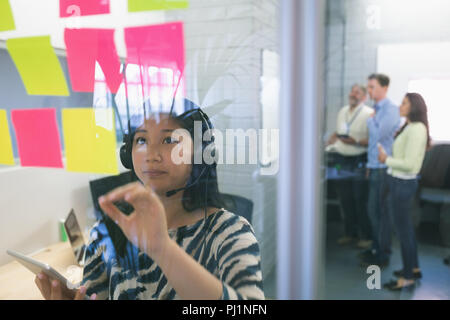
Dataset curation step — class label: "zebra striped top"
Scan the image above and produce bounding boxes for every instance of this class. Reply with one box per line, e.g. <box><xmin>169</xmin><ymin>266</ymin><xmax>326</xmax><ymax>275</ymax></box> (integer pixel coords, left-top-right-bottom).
<box><xmin>81</xmin><ymin>209</ymin><xmax>265</xmax><ymax>300</ymax></box>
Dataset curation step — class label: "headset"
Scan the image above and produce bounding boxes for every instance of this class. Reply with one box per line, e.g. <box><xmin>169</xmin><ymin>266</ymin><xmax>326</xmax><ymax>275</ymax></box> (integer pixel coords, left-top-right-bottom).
<box><xmin>119</xmin><ymin>105</ymin><xmax>217</xmax><ymax>197</ymax></box>
<box><xmin>118</xmin><ymin>101</ymin><xmax>218</xmax><ymax>256</ymax></box>
<box><xmin>116</xmin><ymin>63</ymin><xmax>217</xmax><ymax>258</ymax></box>
<box><xmin>119</xmin><ymin>64</ymin><xmax>217</xmax><ymax>185</ymax></box>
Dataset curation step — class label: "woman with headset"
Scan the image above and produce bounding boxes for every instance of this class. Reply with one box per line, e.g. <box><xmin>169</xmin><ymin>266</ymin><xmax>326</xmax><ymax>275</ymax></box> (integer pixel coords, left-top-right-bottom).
<box><xmin>34</xmin><ymin>100</ymin><xmax>264</xmax><ymax>300</ymax></box>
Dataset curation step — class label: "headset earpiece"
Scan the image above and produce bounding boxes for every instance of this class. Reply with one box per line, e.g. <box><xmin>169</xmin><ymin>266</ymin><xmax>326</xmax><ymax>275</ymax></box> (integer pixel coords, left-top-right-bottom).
<box><xmin>205</xmin><ymin>138</ymin><xmax>217</xmax><ymax>162</ymax></box>
<box><xmin>199</xmin><ymin>109</ymin><xmax>217</xmax><ymax>164</ymax></box>
<box><xmin>120</xmin><ymin>134</ymin><xmax>133</xmax><ymax>170</ymax></box>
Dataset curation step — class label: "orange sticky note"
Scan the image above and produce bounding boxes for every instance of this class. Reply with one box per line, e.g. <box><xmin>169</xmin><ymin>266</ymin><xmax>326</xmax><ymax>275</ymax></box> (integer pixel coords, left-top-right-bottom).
<box><xmin>0</xmin><ymin>109</ymin><xmax>15</xmax><ymax>165</ymax></box>
<box><xmin>62</xmin><ymin>108</ymin><xmax>118</xmax><ymax>174</ymax></box>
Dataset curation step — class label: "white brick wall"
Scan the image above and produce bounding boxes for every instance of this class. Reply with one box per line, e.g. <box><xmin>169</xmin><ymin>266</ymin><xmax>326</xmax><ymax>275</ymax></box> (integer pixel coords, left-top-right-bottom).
<box><xmin>167</xmin><ymin>0</ymin><xmax>279</xmax><ymax>281</ymax></box>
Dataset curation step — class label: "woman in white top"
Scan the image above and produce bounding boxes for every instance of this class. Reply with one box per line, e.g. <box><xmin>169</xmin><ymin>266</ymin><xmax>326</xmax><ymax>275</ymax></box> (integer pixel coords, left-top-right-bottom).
<box><xmin>378</xmin><ymin>93</ymin><xmax>430</xmax><ymax>291</ymax></box>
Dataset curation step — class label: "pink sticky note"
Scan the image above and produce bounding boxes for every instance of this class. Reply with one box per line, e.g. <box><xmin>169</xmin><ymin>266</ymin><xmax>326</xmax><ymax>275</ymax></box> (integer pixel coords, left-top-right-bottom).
<box><xmin>124</xmin><ymin>22</ymin><xmax>185</xmax><ymax>104</ymax></box>
<box><xmin>65</xmin><ymin>28</ymin><xmax>123</xmax><ymax>93</ymax></box>
<box><xmin>11</xmin><ymin>109</ymin><xmax>63</xmax><ymax>168</ymax></box>
<box><xmin>125</xmin><ymin>22</ymin><xmax>185</xmax><ymax>74</ymax></box>
<box><xmin>60</xmin><ymin>0</ymin><xmax>110</xmax><ymax>17</ymax></box>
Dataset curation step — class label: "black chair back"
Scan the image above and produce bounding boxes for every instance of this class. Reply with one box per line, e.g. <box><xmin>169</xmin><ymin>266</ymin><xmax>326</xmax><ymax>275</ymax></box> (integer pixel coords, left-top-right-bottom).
<box><xmin>420</xmin><ymin>144</ymin><xmax>450</xmax><ymax>189</ymax></box>
<box><xmin>89</xmin><ymin>171</ymin><xmax>138</xmax><ymax>258</ymax></box>
<box><xmin>221</xmin><ymin>193</ymin><xmax>254</xmax><ymax>224</ymax></box>
<box><xmin>89</xmin><ymin>171</ymin><xmax>138</xmax><ymax>219</ymax></box>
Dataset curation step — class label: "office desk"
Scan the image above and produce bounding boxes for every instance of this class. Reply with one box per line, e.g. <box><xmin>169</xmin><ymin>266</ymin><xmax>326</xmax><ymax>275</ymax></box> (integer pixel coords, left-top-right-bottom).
<box><xmin>0</xmin><ymin>242</ymin><xmax>83</xmax><ymax>300</ymax></box>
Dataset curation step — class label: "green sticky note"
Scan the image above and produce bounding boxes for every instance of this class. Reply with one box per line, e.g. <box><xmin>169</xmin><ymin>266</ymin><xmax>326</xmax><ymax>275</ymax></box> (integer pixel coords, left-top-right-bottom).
<box><xmin>128</xmin><ymin>0</ymin><xmax>188</xmax><ymax>12</ymax></box>
<box><xmin>0</xmin><ymin>109</ymin><xmax>15</xmax><ymax>165</ymax></box>
<box><xmin>6</xmin><ymin>36</ymin><xmax>69</xmax><ymax>96</ymax></box>
<box><xmin>0</xmin><ymin>0</ymin><xmax>15</xmax><ymax>31</ymax></box>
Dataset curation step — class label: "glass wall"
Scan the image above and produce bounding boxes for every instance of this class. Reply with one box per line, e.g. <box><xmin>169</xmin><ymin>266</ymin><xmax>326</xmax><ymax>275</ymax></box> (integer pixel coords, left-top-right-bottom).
<box><xmin>0</xmin><ymin>0</ymin><xmax>280</xmax><ymax>300</ymax></box>
<box><xmin>323</xmin><ymin>0</ymin><xmax>450</xmax><ymax>299</ymax></box>
<box><xmin>1</xmin><ymin>0</ymin><xmax>449</xmax><ymax>301</ymax></box>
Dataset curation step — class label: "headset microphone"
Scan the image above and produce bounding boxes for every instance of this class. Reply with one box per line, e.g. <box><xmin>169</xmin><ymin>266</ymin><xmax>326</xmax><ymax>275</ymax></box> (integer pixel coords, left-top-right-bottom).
<box><xmin>165</xmin><ymin>167</ymin><xmax>208</xmax><ymax>197</ymax></box>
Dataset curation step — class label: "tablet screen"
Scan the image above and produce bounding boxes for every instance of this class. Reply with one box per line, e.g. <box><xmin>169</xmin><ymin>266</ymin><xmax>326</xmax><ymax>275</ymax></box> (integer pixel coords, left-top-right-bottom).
<box><xmin>64</xmin><ymin>209</ymin><xmax>85</xmax><ymax>263</ymax></box>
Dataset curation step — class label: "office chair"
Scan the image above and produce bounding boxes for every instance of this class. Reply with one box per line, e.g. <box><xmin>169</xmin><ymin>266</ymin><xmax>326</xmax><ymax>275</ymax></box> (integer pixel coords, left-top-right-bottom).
<box><xmin>221</xmin><ymin>193</ymin><xmax>254</xmax><ymax>224</ymax></box>
<box><xmin>89</xmin><ymin>171</ymin><xmax>138</xmax><ymax>258</ymax></box>
<box><xmin>89</xmin><ymin>171</ymin><xmax>138</xmax><ymax>220</ymax></box>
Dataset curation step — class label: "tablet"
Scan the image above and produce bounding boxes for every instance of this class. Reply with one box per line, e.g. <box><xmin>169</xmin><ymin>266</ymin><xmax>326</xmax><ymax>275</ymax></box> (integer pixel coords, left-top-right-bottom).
<box><xmin>64</xmin><ymin>209</ymin><xmax>86</xmax><ymax>266</ymax></box>
<box><xmin>6</xmin><ymin>249</ymin><xmax>87</xmax><ymax>299</ymax></box>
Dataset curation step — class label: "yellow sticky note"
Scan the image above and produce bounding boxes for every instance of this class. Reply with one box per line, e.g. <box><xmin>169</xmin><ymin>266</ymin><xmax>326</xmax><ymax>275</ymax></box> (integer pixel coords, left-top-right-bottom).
<box><xmin>62</xmin><ymin>108</ymin><xmax>119</xmax><ymax>174</ymax></box>
<box><xmin>0</xmin><ymin>109</ymin><xmax>15</xmax><ymax>165</ymax></box>
<box><xmin>128</xmin><ymin>0</ymin><xmax>188</xmax><ymax>12</ymax></box>
<box><xmin>6</xmin><ymin>36</ymin><xmax>69</xmax><ymax>96</ymax></box>
<box><xmin>0</xmin><ymin>0</ymin><xmax>15</xmax><ymax>31</ymax></box>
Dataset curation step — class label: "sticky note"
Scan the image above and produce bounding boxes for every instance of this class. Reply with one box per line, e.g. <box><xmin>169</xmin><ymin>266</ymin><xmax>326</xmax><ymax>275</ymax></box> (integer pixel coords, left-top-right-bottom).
<box><xmin>6</xmin><ymin>36</ymin><xmax>69</xmax><ymax>96</ymax></box>
<box><xmin>125</xmin><ymin>22</ymin><xmax>185</xmax><ymax>73</ymax></box>
<box><xmin>0</xmin><ymin>0</ymin><xmax>15</xmax><ymax>31</ymax></box>
<box><xmin>0</xmin><ymin>110</ymin><xmax>15</xmax><ymax>165</ymax></box>
<box><xmin>60</xmin><ymin>0</ymin><xmax>110</xmax><ymax>17</ymax></box>
<box><xmin>128</xmin><ymin>0</ymin><xmax>188</xmax><ymax>12</ymax></box>
<box><xmin>11</xmin><ymin>109</ymin><xmax>63</xmax><ymax>168</ymax></box>
<box><xmin>62</xmin><ymin>108</ymin><xmax>118</xmax><ymax>174</ymax></box>
<box><xmin>64</xmin><ymin>28</ymin><xmax>123</xmax><ymax>93</ymax></box>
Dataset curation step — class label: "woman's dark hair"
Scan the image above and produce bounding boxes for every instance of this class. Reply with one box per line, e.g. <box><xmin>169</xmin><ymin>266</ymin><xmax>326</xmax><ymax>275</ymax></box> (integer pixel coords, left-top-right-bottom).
<box><xmin>170</xmin><ymin>105</ymin><xmax>227</xmax><ymax>212</ymax></box>
<box><xmin>395</xmin><ymin>93</ymin><xmax>431</xmax><ymax>148</ymax></box>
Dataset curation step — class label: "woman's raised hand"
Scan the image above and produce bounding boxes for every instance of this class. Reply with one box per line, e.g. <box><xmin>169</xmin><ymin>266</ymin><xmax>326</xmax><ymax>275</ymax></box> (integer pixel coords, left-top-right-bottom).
<box><xmin>98</xmin><ymin>182</ymin><xmax>170</xmax><ymax>261</ymax></box>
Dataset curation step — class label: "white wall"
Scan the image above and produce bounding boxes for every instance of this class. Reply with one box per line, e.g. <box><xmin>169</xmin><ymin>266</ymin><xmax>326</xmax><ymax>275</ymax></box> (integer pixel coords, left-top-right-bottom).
<box><xmin>377</xmin><ymin>42</ymin><xmax>450</xmax><ymax>105</ymax></box>
<box><xmin>0</xmin><ymin>154</ymin><xmax>126</xmax><ymax>265</ymax></box>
